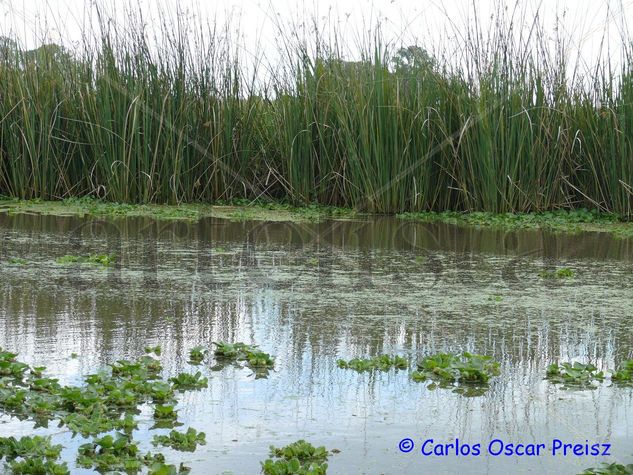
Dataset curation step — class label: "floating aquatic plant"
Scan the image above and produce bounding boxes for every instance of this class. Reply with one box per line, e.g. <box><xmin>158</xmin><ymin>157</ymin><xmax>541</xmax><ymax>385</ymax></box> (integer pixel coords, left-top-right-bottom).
<box><xmin>7</xmin><ymin>257</ymin><xmax>27</xmax><ymax>265</ymax></box>
<box><xmin>611</xmin><ymin>360</ymin><xmax>633</xmax><ymax>384</ymax></box>
<box><xmin>154</xmin><ymin>404</ymin><xmax>178</xmax><ymax>421</ymax></box>
<box><xmin>77</xmin><ymin>432</ymin><xmax>141</xmax><ymax>473</ymax></box>
<box><xmin>145</xmin><ymin>345</ymin><xmax>162</xmax><ymax>356</ymax></box>
<box><xmin>546</xmin><ymin>362</ymin><xmax>605</xmax><ymax>388</ymax></box>
<box><xmin>56</xmin><ymin>254</ymin><xmax>116</xmax><ymax>267</ymax></box>
<box><xmin>213</xmin><ymin>342</ymin><xmax>275</xmax><ymax>374</ymax></box>
<box><xmin>188</xmin><ymin>346</ymin><xmax>207</xmax><ymax>365</ymax></box>
<box><xmin>169</xmin><ymin>372</ymin><xmax>208</xmax><ymax>390</ymax></box>
<box><xmin>261</xmin><ymin>440</ymin><xmax>332</xmax><ymax>475</ymax></box>
<box><xmin>579</xmin><ymin>463</ymin><xmax>633</xmax><ymax>474</ymax></box>
<box><xmin>538</xmin><ymin>267</ymin><xmax>575</xmax><ymax>279</ymax></box>
<box><xmin>0</xmin><ymin>435</ymin><xmax>63</xmax><ymax>462</ymax></box>
<box><xmin>336</xmin><ymin>355</ymin><xmax>408</xmax><ymax>372</ymax></box>
<box><xmin>411</xmin><ymin>352</ymin><xmax>500</xmax><ymax>384</ymax></box>
<box><xmin>0</xmin><ymin>435</ymin><xmax>69</xmax><ymax>474</ymax></box>
<box><xmin>152</xmin><ymin>428</ymin><xmax>206</xmax><ymax>452</ymax></box>
<box><xmin>0</xmin><ymin>346</ymin><xmax>207</xmax><ymax>473</ymax></box>
<box><xmin>6</xmin><ymin>457</ymin><xmax>69</xmax><ymax>474</ymax></box>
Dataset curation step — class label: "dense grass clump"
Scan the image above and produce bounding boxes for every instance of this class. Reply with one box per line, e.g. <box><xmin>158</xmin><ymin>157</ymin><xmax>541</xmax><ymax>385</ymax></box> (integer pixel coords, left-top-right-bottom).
<box><xmin>1</xmin><ymin>5</ymin><xmax>633</xmax><ymax>216</ymax></box>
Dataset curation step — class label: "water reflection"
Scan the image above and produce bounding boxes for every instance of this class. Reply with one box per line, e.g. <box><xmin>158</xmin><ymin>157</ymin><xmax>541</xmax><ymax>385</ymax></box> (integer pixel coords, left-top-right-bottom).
<box><xmin>0</xmin><ymin>213</ymin><xmax>632</xmax><ymax>474</ymax></box>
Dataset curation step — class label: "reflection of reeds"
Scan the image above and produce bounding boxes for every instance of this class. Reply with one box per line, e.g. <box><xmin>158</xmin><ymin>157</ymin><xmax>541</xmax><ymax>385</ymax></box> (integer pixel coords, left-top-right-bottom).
<box><xmin>0</xmin><ymin>5</ymin><xmax>632</xmax><ymax>216</ymax></box>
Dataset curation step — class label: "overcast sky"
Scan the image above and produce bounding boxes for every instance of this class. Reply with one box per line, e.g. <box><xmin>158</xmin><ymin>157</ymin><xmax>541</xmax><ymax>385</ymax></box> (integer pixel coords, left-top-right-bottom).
<box><xmin>1</xmin><ymin>0</ymin><xmax>632</xmax><ymax>71</ymax></box>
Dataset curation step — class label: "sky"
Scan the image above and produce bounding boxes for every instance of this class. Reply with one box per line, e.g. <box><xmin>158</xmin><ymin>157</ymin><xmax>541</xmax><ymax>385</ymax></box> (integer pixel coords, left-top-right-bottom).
<box><xmin>0</xmin><ymin>0</ymin><xmax>632</xmax><ymax>73</ymax></box>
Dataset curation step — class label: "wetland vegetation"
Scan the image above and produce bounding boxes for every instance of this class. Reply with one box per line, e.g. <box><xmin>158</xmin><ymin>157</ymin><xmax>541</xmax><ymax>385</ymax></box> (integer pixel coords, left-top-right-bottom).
<box><xmin>1</xmin><ymin>1</ymin><xmax>633</xmax><ymax>473</ymax></box>
<box><xmin>0</xmin><ymin>4</ymin><xmax>632</xmax><ymax>219</ymax></box>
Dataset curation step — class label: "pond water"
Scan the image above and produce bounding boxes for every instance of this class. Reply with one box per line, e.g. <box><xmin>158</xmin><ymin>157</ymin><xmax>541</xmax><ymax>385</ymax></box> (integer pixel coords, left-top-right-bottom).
<box><xmin>1</xmin><ymin>212</ymin><xmax>633</xmax><ymax>474</ymax></box>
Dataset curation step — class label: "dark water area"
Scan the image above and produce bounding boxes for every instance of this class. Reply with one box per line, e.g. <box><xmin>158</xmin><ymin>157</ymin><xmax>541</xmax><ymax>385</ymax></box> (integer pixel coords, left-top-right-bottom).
<box><xmin>1</xmin><ymin>212</ymin><xmax>632</xmax><ymax>474</ymax></box>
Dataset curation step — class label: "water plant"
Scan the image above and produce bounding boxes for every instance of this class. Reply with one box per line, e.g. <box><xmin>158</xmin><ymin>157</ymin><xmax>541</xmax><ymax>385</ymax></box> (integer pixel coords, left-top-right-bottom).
<box><xmin>0</xmin><ymin>346</ymin><xmax>207</xmax><ymax>473</ymax></box>
<box><xmin>0</xmin><ymin>435</ymin><xmax>63</xmax><ymax>462</ymax></box>
<box><xmin>213</xmin><ymin>342</ymin><xmax>275</xmax><ymax>374</ymax></box>
<box><xmin>579</xmin><ymin>463</ymin><xmax>633</xmax><ymax>474</ymax></box>
<box><xmin>145</xmin><ymin>345</ymin><xmax>162</xmax><ymax>356</ymax></box>
<box><xmin>7</xmin><ymin>257</ymin><xmax>27</xmax><ymax>265</ymax></box>
<box><xmin>546</xmin><ymin>362</ymin><xmax>605</xmax><ymax>388</ymax></box>
<box><xmin>411</xmin><ymin>352</ymin><xmax>500</xmax><ymax>384</ymax></box>
<box><xmin>6</xmin><ymin>457</ymin><xmax>70</xmax><ymax>474</ymax></box>
<box><xmin>0</xmin><ymin>436</ymin><xmax>69</xmax><ymax>474</ymax></box>
<box><xmin>188</xmin><ymin>346</ymin><xmax>207</xmax><ymax>365</ymax></box>
<box><xmin>169</xmin><ymin>372</ymin><xmax>208</xmax><ymax>390</ymax></box>
<box><xmin>611</xmin><ymin>360</ymin><xmax>633</xmax><ymax>384</ymax></box>
<box><xmin>213</xmin><ymin>342</ymin><xmax>252</xmax><ymax>359</ymax></box>
<box><xmin>538</xmin><ymin>268</ymin><xmax>575</xmax><ymax>279</ymax></box>
<box><xmin>154</xmin><ymin>404</ymin><xmax>178</xmax><ymax>421</ymax></box>
<box><xmin>152</xmin><ymin>428</ymin><xmax>206</xmax><ymax>452</ymax></box>
<box><xmin>336</xmin><ymin>355</ymin><xmax>408</xmax><ymax>372</ymax></box>
<box><xmin>261</xmin><ymin>440</ymin><xmax>332</xmax><ymax>475</ymax></box>
<box><xmin>76</xmin><ymin>432</ymin><xmax>141</xmax><ymax>473</ymax></box>
<box><xmin>55</xmin><ymin>254</ymin><xmax>116</xmax><ymax>267</ymax></box>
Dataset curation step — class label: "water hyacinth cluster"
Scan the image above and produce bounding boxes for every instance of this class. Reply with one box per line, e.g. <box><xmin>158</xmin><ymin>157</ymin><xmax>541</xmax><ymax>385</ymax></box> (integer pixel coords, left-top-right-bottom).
<box><xmin>261</xmin><ymin>440</ymin><xmax>333</xmax><ymax>475</ymax></box>
<box><xmin>336</xmin><ymin>355</ymin><xmax>408</xmax><ymax>372</ymax></box>
<box><xmin>546</xmin><ymin>362</ymin><xmax>605</xmax><ymax>389</ymax></box>
<box><xmin>0</xmin><ymin>347</ymin><xmax>205</xmax><ymax>473</ymax></box>
<box><xmin>213</xmin><ymin>342</ymin><xmax>275</xmax><ymax>377</ymax></box>
<box><xmin>0</xmin><ymin>436</ymin><xmax>68</xmax><ymax>474</ymax></box>
<box><xmin>55</xmin><ymin>254</ymin><xmax>116</xmax><ymax>267</ymax></box>
<box><xmin>411</xmin><ymin>352</ymin><xmax>501</xmax><ymax>384</ymax></box>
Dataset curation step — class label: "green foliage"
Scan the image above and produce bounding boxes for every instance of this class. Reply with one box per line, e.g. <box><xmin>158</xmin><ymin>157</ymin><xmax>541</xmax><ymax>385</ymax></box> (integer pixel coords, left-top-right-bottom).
<box><xmin>55</xmin><ymin>254</ymin><xmax>116</xmax><ymax>267</ymax></box>
<box><xmin>145</xmin><ymin>345</ymin><xmax>162</xmax><ymax>356</ymax></box>
<box><xmin>0</xmin><ymin>346</ymin><xmax>207</xmax><ymax>472</ymax></box>
<box><xmin>77</xmin><ymin>432</ymin><xmax>141</xmax><ymax>473</ymax></box>
<box><xmin>0</xmin><ymin>435</ymin><xmax>69</xmax><ymax>474</ymax></box>
<box><xmin>154</xmin><ymin>404</ymin><xmax>178</xmax><ymax>421</ymax></box>
<box><xmin>579</xmin><ymin>463</ymin><xmax>633</xmax><ymax>474</ymax></box>
<box><xmin>546</xmin><ymin>362</ymin><xmax>605</xmax><ymax>388</ymax></box>
<box><xmin>7</xmin><ymin>257</ymin><xmax>27</xmax><ymax>265</ymax></box>
<box><xmin>188</xmin><ymin>346</ymin><xmax>207</xmax><ymax>365</ymax></box>
<box><xmin>1</xmin><ymin>7</ymin><xmax>633</xmax><ymax>217</ymax></box>
<box><xmin>336</xmin><ymin>355</ymin><xmax>408</xmax><ymax>372</ymax></box>
<box><xmin>168</xmin><ymin>372</ymin><xmax>208</xmax><ymax>390</ymax></box>
<box><xmin>213</xmin><ymin>342</ymin><xmax>251</xmax><ymax>359</ymax></box>
<box><xmin>261</xmin><ymin>440</ymin><xmax>331</xmax><ymax>475</ymax></box>
<box><xmin>152</xmin><ymin>428</ymin><xmax>206</xmax><ymax>452</ymax></box>
<box><xmin>397</xmin><ymin>209</ymin><xmax>633</xmax><ymax>235</ymax></box>
<box><xmin>612</xmin><ymin>360</ymin><xmax>633</xmax><ymax>383</ymax></box>
<box><xmin>213</xmin><ymin>342</ymin><xmax>275</xmax><ymax>375</ymax></box>
<box><xmin>7</xmin><ymin>457</ymin><xmax>69</xmax><ymax>474</ymax></box>
<box><xmin>411</xmin><ymin>352</ymin><xmax>500</xmax><ymax>384</ymax></box>
<box><xmin>539</xmin><ymin>268</ymin><xmax>575</xmax><ymax>279</ymax></box>
<box><xmin>0</xmin><ymin>435</ymin><xmax>62</xmax><ymax>461</ymax></box>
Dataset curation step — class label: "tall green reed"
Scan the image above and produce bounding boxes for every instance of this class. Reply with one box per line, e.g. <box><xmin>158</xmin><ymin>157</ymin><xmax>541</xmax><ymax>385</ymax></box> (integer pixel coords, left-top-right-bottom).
<box><xmin>0</xmin><ymin>4</ymin><xmax>631</xmax><ymax>216</ymax></box>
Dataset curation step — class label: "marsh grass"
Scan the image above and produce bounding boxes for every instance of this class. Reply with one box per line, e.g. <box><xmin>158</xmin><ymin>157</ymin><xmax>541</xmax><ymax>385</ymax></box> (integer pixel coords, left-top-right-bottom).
<box><xmin>0</xmin><ymin>4</ymin><xmax>632</xmax><ymax>216</ymax></box>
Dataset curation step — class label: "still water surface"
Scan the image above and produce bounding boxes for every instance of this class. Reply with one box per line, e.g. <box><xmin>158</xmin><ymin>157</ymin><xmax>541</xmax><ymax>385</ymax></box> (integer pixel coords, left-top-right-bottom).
<box><xmin>1</xmin><ymin>213</ymin><xmax>632</xmax><ymax>474</ymax></box>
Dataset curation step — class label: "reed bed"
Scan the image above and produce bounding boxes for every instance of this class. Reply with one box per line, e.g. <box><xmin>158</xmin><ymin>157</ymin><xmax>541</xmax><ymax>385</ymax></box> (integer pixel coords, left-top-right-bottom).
<box><xmin>0</xmin><ymin>5</ymin><xmax>631</xmax><ymax>216</ymax></box>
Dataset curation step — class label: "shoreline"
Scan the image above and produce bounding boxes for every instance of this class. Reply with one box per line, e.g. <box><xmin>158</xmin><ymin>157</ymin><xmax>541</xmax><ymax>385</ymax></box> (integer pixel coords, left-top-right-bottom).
<box><xmin>1</xmin><ymin>197</ymin><xmax>633</xmax><ymax>238</ymax></box>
